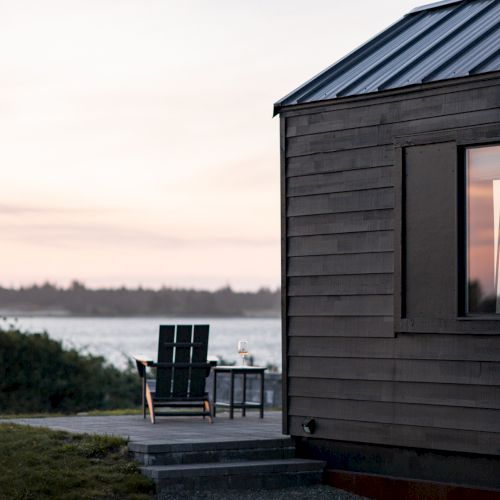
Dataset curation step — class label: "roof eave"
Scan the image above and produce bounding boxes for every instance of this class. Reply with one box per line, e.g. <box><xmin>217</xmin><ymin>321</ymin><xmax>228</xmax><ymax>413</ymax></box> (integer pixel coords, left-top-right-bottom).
<box><xmin>274</xmin><ymin>71</ymin><xmax>500</xmax><ymax>117</ymax></box>
<box><xmin>272</xmin><ymin>11</ymin><xmax>410</xmax><ymax>116</ymax></box>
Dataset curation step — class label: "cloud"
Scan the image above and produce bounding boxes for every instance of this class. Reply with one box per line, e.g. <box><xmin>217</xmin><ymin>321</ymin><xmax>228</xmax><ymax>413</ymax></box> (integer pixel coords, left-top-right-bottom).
<box><xmin>0</xmin><ymin>203</ymin><xmax>112</xmax><ymax>215</ymax></box>
<box><xmin>0</xmin><ymin>221</ymin><xmax>277</xmax><ymax>249</ymax></box>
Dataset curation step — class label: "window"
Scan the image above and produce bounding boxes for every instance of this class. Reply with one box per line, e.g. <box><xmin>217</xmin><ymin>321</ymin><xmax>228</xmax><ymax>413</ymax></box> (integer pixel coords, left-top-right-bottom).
<box><xmin>467</xmin><ymin>145</ymin><xmax>500</xmax><ymax>314</ymax></box>
<box><xmin>395</xmin><ymin>135</ymin><xmax>500</xmax><ymax>334</ymax></box>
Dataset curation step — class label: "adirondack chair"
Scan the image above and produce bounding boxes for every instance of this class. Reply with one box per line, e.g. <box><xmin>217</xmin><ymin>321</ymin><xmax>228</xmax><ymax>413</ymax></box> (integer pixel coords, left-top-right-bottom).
<box><xmin>133</xmin><ymin>324</ymin><xmax>215</xmax><ymax>423</ymax></box>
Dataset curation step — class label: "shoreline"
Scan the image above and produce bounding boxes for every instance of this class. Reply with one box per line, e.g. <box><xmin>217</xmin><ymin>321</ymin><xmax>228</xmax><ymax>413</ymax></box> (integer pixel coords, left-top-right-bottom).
<box><xmin>1</xmin><ymin>312</ymin><xmax>281</xmax><ymax>319</ymax></box>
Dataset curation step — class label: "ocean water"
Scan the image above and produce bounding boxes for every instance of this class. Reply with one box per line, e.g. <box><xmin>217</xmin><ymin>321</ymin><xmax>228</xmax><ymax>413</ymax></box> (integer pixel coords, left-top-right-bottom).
<box><xmin>8</xmin><ymin>316</ymin><xmax>282</xmax><ymax>370</ymax></box>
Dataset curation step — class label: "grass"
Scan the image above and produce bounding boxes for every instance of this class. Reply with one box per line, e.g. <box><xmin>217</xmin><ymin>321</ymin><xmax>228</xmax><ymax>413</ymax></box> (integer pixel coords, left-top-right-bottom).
<box><xmin>0</xmin><ymin>412</ymin><xmax>66</xmax><ymax>419</ymax></box>
<box><xmin>85</xmin><ymin>408</ymin><xmax>142</xmax><ymax>417</ymax></box>
<box><xmin>0</xmin><ymin>423</ymin><xmax>155</xmax><ymax>500</ymax></box>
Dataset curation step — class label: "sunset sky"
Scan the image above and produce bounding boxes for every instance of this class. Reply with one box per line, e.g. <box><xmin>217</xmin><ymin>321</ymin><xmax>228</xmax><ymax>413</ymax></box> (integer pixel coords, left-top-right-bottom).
<box><xmin>1</xmin><ymin>0</ymin><xmax>419</xmax><ymax>290</ymax></box>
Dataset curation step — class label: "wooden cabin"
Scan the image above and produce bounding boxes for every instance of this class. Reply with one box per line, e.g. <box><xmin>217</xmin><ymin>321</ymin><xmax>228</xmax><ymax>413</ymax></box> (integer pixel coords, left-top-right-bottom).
<box><xmin>274</xmin><ymin>0</ymin><xmax>500</xmax><ymax>493</ymax></box>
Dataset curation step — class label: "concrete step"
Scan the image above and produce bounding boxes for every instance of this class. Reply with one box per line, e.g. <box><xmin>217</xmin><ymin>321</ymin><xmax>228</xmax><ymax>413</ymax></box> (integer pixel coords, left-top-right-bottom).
<box><xmin>141</xmin><ymin>458</ymin><xmax>326</xmax><ymax>493</ymax></box>
<box><xmin>130</xmin><ymin>437</ymin><xmax>295</xmax><ymax>465</ymax></box>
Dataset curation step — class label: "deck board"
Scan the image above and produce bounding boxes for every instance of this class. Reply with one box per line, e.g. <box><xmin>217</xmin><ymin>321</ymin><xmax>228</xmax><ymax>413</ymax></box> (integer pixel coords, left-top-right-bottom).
<box><xmin>1</xmin><ymin>412</ymin><xmax>284</xmax><ymax>444</ymax></box>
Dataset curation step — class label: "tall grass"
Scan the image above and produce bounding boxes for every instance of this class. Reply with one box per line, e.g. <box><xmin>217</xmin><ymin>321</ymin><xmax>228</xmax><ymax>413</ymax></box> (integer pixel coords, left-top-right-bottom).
<box><xmin>0</xmin><ymin>424</ymin><xmax>154</xmax><ymax>499</ymax></box>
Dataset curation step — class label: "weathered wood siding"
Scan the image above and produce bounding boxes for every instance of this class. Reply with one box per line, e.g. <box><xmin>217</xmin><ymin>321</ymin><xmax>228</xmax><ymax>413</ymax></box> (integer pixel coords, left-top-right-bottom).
<box><xmin>281</xmin><ymin>74</ymin><xmax>500</xmax><ymax>456</ymax></box>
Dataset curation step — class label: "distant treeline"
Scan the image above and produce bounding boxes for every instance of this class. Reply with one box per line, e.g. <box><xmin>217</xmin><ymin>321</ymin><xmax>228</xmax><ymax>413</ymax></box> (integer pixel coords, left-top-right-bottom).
<box><xmin>0</xmin><ymin>282</ymin><xmax>280</xmax><ymax>317</ymax></box>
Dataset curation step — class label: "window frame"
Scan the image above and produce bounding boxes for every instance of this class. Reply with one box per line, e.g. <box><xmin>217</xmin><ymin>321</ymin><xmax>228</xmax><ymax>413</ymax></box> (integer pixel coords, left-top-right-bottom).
<box><xmin>464</xmin><ymin>144</ymin><xmax>500</xmax><ymax>318</ymax></box>
<box><xmin>394</xmin><ymin>125</ymin><xmax>500</xmax><ymax>335</ymax></box>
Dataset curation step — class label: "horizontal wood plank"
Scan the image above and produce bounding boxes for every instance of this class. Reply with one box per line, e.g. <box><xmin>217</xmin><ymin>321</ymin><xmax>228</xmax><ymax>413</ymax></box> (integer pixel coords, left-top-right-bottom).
<box><xmin>288</xmin><ymin>231</ymin><xmax>393</xmax><ymax>257</ymax></box>
<box><xmin>281</xmin><ymin>74</ymin><xmax>500</xmax><ymax>118</ymax></box>
<box><xmin>287</xmin><ymin>108</ymin><xmax>500</xmax><ymax>157</ymax></box>
<box><xmin>286</xmin><ymin>145</ymin><xmax>393</xmax><ymax>178</ymax></box>
<box><xmin>287</xmin><ymin>188</ymin><xmax>394</xmax><ymax>217</ymax></box>
<box><xmin>288</xmin><ymin>274</ymin><xmax>393</xmax><ymax>296</ymax></box>
<box><xmin>288</xmin><ymin>252</ymin><xmax>393</xmax><ymax>276</ymax></box>
<box><xmin>399</xmin><ymin>318</ymin><xmax>500</xmax><ymax>335</ymax></box>
<box><xmin>286</xmin><ymin>84</ymin><xmax>500</xmax><ymax>137</ymax></box>
<box><xmin>287</xmin><ymin>210</ymin><xmax>394</xmax><ymax>237</ymax></box>
<box><xmin>288</xmin><ymin>356</ymin><xmax>500</xmax><ymax>386</ymax></box>
<box><xmin>289</xmin><ymin>397</ymin><xmax>500</xmax><ymax>433</ymax></box>
<box><xmin>396</xmin><ymin>122</ymin><xmax>500</xmax><ymax>148</ymax></box>
<box><xmin>288</xmin><ymin>334</ymin><xmax>500</xmax><ymax>362</ymax></box>
<box><xmin>288</xmin><ymin>295</ymin><xmax>393</xmax><ymax>317</ymax></box>
<box><xmin>288</xmin><ymin>316</ymin><xmax>394</xmax><ymax>337</ymax></box>
<box><xmin>287</xmin><ymin>166</ymin><xmax>393</xmax><ymax>197</ymax></box>
<box><xmin>288</xmin><ymin>416</ymin><xmax>500</xmax><ymax>456</ymax></box>
<box><xmin>288</xmin><ymin>378</ymin><xmax>500</xmax><ymax>409</ymax></box>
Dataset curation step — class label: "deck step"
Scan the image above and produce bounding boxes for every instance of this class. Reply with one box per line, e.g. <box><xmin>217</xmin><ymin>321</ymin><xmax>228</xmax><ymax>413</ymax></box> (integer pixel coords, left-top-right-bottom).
<box><xmin>130</xmin><ymin>438</ymin><xmax>295</xmax><ymax>465</ymax></box>
<box><xmin>129</xmin><ymin>437</ymin><xmax>293</xmax><ymax>454</ymax></box>
<box><xmin>131</xmin><ymin>437</ymin><xmax>325</xmax><ymax>493</ymax></box>
<box><xmin>141</xmin><ymin>458</ymin><xmax>326</xmax><ymax>493</ymax></box>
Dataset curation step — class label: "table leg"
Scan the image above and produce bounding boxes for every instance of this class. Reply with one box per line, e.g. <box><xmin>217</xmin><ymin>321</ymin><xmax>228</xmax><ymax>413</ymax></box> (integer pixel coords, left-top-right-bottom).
<box><xmin>230</xmin><ymin>371</ymin><xmax>235</xmax><ymax>419</ymax></box>
<box><xmin>242</xmin><ymin>372</ymin><xmax>247</xmax><ymax>417</ymax></box>
<box><xmin>213</xmin><ymin>370</ymin><xmax>217</xmax><ymax>418</ymax></box>
<box><xmin>260</xmin><ymin>371</ymin><xmax>265</xmax><ymax>419</ymax></box>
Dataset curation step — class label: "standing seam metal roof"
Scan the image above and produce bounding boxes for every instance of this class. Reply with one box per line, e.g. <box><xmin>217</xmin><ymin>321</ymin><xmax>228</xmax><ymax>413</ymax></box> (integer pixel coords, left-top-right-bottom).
<box><xmin>274</xmin><ymin>0</ymin><xmax>500</xmax><ymax>114</ymax></box>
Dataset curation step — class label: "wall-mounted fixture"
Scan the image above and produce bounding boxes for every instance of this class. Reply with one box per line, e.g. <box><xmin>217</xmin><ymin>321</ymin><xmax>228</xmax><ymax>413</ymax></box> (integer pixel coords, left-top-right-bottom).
<box><xmin>302</xmin><ymin>418</ymin><xmax>316</xmax><ymax>435</ymax></box>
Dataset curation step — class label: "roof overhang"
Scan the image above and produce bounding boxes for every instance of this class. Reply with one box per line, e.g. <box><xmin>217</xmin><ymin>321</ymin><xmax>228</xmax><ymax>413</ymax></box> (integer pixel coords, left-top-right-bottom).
<box><xmin>273</xmin><ymin>0</ymin><xmax>499</xmax><ymax>116</ymax></box>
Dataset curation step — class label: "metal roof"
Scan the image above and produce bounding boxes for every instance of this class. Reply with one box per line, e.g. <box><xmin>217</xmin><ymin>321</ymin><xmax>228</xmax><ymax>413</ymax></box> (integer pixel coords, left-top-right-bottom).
<box><xmin>274</xmin><ymin>0</ymin><xmax>500</xmax><ymax>114</ymax></box>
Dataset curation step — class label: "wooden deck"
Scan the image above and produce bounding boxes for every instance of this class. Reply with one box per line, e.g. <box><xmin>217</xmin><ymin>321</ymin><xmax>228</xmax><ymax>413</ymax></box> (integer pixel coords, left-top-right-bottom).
<box><xmin>4</xmin><ymin>411</ymin><xmax>284</xmax><ymax>443</ymax></box>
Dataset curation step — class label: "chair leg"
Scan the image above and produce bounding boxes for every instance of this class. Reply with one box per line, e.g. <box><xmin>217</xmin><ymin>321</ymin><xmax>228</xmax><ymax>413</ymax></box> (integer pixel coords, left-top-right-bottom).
<box><xmin>203</xmin><ymin>399</ymin><xmax>213</xmax><ymax>424</ymax></box>
<box><xmin>145</xmin><ymin>384</ymin><xmax>156</xmax><ymax>424</ymax></box>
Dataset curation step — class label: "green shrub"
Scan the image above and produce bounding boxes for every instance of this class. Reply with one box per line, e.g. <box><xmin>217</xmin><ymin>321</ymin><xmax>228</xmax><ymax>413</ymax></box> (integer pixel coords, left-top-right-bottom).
<box><xmin>0</xmin><ymin>327</ymin><xmax>141</xmax><ymax>413</ymax></box>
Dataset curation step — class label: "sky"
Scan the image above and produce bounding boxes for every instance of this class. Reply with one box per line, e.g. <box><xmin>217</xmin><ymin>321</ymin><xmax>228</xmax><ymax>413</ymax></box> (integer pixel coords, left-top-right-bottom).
<box><xmin>1</xmin><ymin>0</ymin><xmax>420</xmax><ymax>290</ymax></box>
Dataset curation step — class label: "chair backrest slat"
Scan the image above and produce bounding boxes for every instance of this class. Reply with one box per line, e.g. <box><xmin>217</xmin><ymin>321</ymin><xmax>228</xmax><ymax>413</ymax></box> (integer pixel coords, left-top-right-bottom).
<box><xmin>172</xmin><ymin>325</ymin><xmax>193</xmax><ymax>398</ymax></box>
<box><xmin>156</xmin><ymin>325</ymin><xmax>175</xmax><ymax>398</ymax></box>
<box><xmin>155</xmin><ymin>324</ymin><xmax>210</xmax><ymax>399</ymax></box>
<box><xmin>189</xmin><ymin>325</ymin><xmax>209</xmax><ymax>398</ymax></box>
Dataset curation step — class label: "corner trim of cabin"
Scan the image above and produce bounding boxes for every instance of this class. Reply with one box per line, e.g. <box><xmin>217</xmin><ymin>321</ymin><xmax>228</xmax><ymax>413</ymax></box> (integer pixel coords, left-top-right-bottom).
<box><xmin>280</xmin><ymin>113</ymin><xmax>289</xmax><ymax>435</ymax></box>
<box><xmin>394</xmin><ymin>128</ymin><xmax>500</xmax><ymax>336</ymax></box>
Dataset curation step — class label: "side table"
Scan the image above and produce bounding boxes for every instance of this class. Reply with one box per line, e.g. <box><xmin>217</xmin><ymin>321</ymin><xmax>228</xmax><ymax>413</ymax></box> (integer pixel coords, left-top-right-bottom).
<box><xmin>212</xmin><ymin>366</ymin><xmax>266</xmax><ymax>419</ymax></box>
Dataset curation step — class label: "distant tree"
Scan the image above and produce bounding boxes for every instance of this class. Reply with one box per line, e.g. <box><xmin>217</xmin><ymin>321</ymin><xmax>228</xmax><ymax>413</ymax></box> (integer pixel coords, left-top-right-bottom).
<box><xmin>0</xmin><ymin>282</ymin><xmax>281</xmax><ymax>317</ymax></box>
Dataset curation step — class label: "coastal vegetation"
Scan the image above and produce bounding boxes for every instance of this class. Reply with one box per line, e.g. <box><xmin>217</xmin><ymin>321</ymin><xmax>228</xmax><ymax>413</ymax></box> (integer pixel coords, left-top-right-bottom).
<box><xmin>0</xmin><ymin>424</ymin><xmax>155</xmax><ymax>499</ymax></box>
<box><xmin>0</xmin><ymin>324</ymin><xmax>139</xmax><ymax>414</ymax></box>
<box><xmin>0</xmin><ymin>282</ymin><xmax>280</xmax><ymax>317</ymax></box>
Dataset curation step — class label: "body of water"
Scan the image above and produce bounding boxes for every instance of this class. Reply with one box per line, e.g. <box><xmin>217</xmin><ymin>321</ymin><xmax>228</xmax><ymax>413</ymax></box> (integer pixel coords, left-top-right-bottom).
<box><xmin>9</xmin><ymin>316</ymin><xmax>282</xmax><ymax>370</ymax></box>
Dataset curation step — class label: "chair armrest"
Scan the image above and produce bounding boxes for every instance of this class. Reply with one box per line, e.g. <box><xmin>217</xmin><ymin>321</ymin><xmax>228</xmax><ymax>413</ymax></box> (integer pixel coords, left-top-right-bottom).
<box><xmin>133</xmin><ymin>354</ymin><xmax>155</xmax><ymax>366</ymax></box>
<box><xmin>207</xmin><ymin>360</ymin><xmax>217</xmax><ymax>376</ymax></box>
<box><xmin>133</xmin><ymin>355</ymin><xmax>155</xmax><ymax>378</ymax></box>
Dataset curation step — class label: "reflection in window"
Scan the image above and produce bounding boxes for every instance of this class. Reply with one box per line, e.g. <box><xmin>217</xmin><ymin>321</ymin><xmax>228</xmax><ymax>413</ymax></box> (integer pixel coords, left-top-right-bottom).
<box><xmin>467</xmin><ymin>145</ymin><xmax>500</xmax><ymax>314</ymax></box>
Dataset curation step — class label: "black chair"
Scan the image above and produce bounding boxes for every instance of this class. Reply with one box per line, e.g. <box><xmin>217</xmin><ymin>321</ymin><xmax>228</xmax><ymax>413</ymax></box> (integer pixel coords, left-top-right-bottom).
<box><xmin>134</xmin><ymin>324</ymin><xmax>215</xmax><ymax>423</ymax></box>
